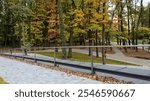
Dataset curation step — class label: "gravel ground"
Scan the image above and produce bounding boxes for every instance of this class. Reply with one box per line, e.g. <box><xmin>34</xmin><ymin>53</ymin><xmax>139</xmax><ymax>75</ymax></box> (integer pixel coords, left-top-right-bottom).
<box><xmin>0</xmin><ymin>57</ymin><xmax>102</xmax><ymax>84</ymax></box>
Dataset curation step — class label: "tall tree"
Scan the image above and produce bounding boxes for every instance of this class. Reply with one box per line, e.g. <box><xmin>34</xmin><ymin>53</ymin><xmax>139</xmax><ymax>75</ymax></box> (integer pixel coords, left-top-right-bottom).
<box><xmin>126</xmin><ymin>0</ymin><xmax>132</xmax><ymax>45</ymax></box>
<box><xmin>135</xmin><ymin>0</ymin><xmax>143</xmax><ymax>52</ymax></box>
<box><xmin>57</xmin><ymin>0</ymin><xmax>67</xmax><ymax>58</ymax></box>
<box><xmin>31</xmin><ymin>0</ymin><xmax>47</xmax><ymax>47</ymax></box>
<box><xmin>102</xmin><ymin>1</ymin><xmax>106</xmax><ymax>64</ymax></box>
<box><xmin>66</xmin><ymin>0</ymin><xmax>76</xmax><ymax>58</ymax></box>
<box><xmin>48</xmin><ymin>0</ymin><xmax>59</xmax><ymax>47</ymax></box>
<box><xmin>148</xmin><ymin>4</ymin><xmax>150</xmax><ymax>28</ymax></box>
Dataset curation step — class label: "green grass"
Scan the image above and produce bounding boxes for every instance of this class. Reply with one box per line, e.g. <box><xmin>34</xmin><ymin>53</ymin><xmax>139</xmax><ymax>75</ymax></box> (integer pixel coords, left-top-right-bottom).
<box><xmin>0</xmin><ymin>77</ymin><xmax>7</xmax><ymax>84</ymax></box>
<box><xmin>37</xmin><ymin>52</ymin><xmax>137</xmax><ymax>66</ymax></box>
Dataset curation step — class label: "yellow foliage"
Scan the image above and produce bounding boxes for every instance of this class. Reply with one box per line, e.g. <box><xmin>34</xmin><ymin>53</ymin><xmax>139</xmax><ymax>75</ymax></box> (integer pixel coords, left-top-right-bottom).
<box><xmin>47</xmin><ymin>0</ymin><xmax>59</xmax><ymax>40</ymax></box>
<box><xmin>74</xmin><ymin>9</ymin><xmax>84</xmax><ymax>23</ymax></box>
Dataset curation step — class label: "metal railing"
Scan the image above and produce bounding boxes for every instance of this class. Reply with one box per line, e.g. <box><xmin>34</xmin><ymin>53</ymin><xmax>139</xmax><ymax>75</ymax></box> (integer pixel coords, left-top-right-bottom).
<box><xmin>0</xmin><ymin>45</ymin><xmax>150</xmax><ymax>74</ymax></box>
<box><xmin>1</xmin><ymin>45</ymin><xmax>150</xmax><ymax>82</ymax></box>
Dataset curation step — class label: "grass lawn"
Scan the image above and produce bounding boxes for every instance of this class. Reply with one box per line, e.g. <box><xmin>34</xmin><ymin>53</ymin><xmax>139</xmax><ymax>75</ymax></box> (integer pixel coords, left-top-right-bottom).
<box><xmin>37</xmin><ymin>52</ymin><xmax>137</xmax><ymax>66</ymax></box>
<box><xmin>0</xmin><ymin>77</ymin><xmax>7</xmax><ymax>84</ymax></box>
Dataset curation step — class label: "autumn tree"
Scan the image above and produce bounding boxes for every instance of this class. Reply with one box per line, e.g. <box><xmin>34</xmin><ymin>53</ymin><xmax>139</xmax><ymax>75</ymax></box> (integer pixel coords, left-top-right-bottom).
<box><xmin>135</xmin><ymin>0</ymin><xmax>144</xmax><ymax>52</ymax></box>
<box><xmin>57</xmin><ymin>0</ymin><xmax>67</xmax><ymax>58</ymax></box>
<box><xmin>47</xmin><ymin>0</ymin><xmax>59</xmax><ymax>47</ymax></box>
<box><xmin>31</xmin><ymin>0</ymin><xmax>47</xmax><ymax>47</ymax></box>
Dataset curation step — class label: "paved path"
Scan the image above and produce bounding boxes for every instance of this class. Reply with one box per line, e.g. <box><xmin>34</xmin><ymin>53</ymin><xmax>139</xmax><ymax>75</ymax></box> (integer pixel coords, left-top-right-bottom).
<box><xmin>72</xmin><ymin>48</ymin><xmax>150</xmax><ymax>68</ymax></box>
<box><xmin>27</xmin><ymin>47</ymin><xmax>150</xmax><ymax>68</ymax></box>
<box><xmin>107</xmin><ymin>48</ymin><xmax>150</xmax><ymax>67</ymax></box>
<box><xmin>1</xmin><ymin>53</ymin><xmax>150</xmax><ymax>83</ymax></box>
<box><xmin>0</xmin><ymin>57</ymin><xmax>102</xmax><ymax>84</ymax></box>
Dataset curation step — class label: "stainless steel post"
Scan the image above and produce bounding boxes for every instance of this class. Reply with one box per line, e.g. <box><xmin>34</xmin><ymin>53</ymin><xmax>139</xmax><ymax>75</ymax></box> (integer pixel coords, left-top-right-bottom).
<box><xmin>102</xmin><ymin>47</ymin><xmax>106</xmax><ymax>65</ymax></box>
<box><xmin>90</xmin><ymin>47</ymin><xmax>95</xmax><ymax>74</ymax></box>
<box><xmin>34</xmin><ymin>48</ymin><xmax>37</xmax><ymax>63</ymax></box>
<box><xmin>54</xmin><ymin>47</ymin><xmax>56</xmax><ymax>66</ymax></box>
<box><xmin>22</xmin><ymin>48</ymin><xmax>25</xmax><ymax>60</ymax></box>
<box><xmin>0</xmin><ymin>48</ymin><xmax>1</xmax><ymax>54</ymax></box>
<box><xmin>14</xmin><ymin>48</ymin><xmax>16</xmax><ymax>59</ymax></box>
<box><xmin>10</xmin><ymin>49</ymin><xmax>12</xmax><ymax>55</ymax></box>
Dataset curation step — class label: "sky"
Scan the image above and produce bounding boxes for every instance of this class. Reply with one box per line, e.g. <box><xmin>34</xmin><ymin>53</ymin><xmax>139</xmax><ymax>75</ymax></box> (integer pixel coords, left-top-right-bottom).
<box><xmin>143</xmin><ymin>0</ymin><xmax>150</xmax><ymax>6</ymax></box>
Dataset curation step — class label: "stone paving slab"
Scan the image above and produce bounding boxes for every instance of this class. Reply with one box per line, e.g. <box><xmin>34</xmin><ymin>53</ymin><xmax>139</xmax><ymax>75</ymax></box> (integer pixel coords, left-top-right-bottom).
<box><xmin>117</xmin><ymin>67</ymin><xmax>150</xmax><ymax>76</ymax></box>
<box><xmin>3</xmin><ymin>53</ymin><xmax>150</xmax><ymax>76</ymax></box>
<box><xmin>95</xmin><ymin>65</ymin><xmax>127</xmax><ymax>71</ymax></box>
<box><xmin>0</xmin><ymin>57</ymin><xmax>101</xmax><ymax>84</ymax></box>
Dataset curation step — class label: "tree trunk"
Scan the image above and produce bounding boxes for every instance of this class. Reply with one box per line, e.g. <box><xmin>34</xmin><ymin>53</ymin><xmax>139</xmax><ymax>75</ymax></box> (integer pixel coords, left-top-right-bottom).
<box><xmin>95</xmin><ymin>30</ymin><xmax>99</xmax><ymax>58</ymax></box>
<box><xmin>68</xmin><ymin>0</ymin><xmax>76</xmax><ymax>58</ymax></box>
<box><xmin>148</xmin><ymin>7</ymin><xmax>150</xmax><ymax>28</ymax></box>
<box><xmin>127</xmin><ymin>0</ymin><xmax>131</xmax><ymax>46</ymax></box>
<box><xmin>135</xmin><ymin>0</ymin><xmax>143</xmax><ymax>52</ymax></box>
<box><xmin>88</xmin><ymin>31</ymin><xmax>92</xmax><ymax>56</ymax></box>
<box><xmin>23</xmin><ymin>49</ymin><xmax>27</xmax><ymax>56</ymax></box>
<box><xmin>68</xmin><ymin>30</ymin><xmax>73</xmax><ymax>58</ymax></box>
<box><xmin>119</xmin><ymin>0</ymin><xmax>126</xmax><ymax>51</ymax></box>
<box><xmin>102</xmin><ymin>2</ymin><xmax>106</xmax><ymax>65</ymax></box>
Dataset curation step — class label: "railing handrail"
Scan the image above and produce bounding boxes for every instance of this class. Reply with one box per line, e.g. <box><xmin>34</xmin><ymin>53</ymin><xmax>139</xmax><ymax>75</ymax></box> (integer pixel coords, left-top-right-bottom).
<box><xmin>23</xmin><ymin>44</ymin><xmax>150</xmax><ymax>49</ymax></box>
<box><xmin>1</xmin><ymin>44</ymin><xmax>150</xmax><ymax>50</ymax></box>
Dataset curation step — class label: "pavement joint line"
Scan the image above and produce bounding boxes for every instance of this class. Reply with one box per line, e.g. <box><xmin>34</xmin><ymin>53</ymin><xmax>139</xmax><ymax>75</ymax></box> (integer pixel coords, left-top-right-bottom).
<box><xmin>116</xmin><ymin>67</ymin><xmax>127</xmax><ymax>71</ymax></box>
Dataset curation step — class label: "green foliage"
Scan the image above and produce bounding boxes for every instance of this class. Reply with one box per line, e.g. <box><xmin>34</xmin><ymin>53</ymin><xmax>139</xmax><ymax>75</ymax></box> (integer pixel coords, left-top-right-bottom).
<box><xmin>0</xmin><ymin>0</ymin><xmax>150</xmax><ymax>48</ymax></box>
<box><xmin>138</xmin><ymin>27</ymin><xmax>150</xmax><ymax>39</ymax></box>
<box><xmin>30</xmin><ymin>0</ymin><xmax>48</xmax><ymax>46</ymax></box>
